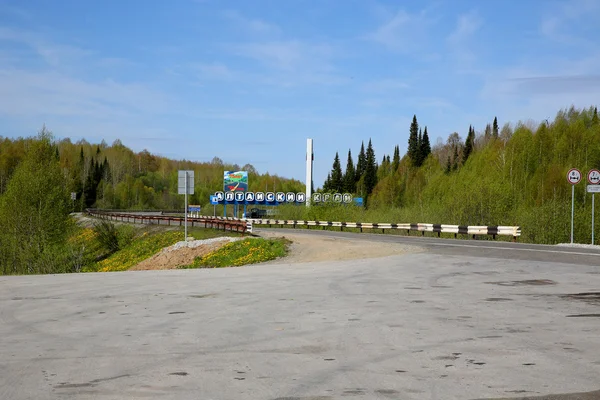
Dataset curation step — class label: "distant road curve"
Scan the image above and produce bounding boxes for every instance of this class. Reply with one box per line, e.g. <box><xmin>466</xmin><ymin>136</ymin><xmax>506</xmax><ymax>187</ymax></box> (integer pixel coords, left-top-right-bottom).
<box><xmin>256</xmin><ymin>227</ymin><xmax>600</xmax><ymax>266</ymax></box>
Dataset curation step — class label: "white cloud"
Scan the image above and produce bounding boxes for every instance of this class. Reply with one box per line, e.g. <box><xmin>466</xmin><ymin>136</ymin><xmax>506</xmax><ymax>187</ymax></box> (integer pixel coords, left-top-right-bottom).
<box><xmin>539</xmin><ymin>0</ymin><xmax>600</xmax><ymax>46</ymax></box>
<box><xmin>0</xmin><ymin>27</ymin><xmax>93</xmax><ymax>67</ymax></box>
<box><xmin>364</xmin><ymin>5</ymin><xmax>439</xmax><ymax>55</ymax></box>
<box><xmin>222</xmin><ymin>10</ymin><xmax>280</xmax><ymax>34</ymax></box>
<box><xmin>447</xmin><ymin>10</ymin><xmax>483</xmax><ymax>45</ymax></box>
<box><xmin>192</xmin><ymin>62</ymin><xmax>235</xmax><ymax>80</ymax></box>
<box><xmin>446</xmin><ymin>10</ymin><xmax>484</xmax><ymax>69</ymax></box>
<box><xmin>231</xmin><ymin>40</ymin><xmax>333</xmax><ymax>72</ymax></box>
<box><xmin>0</xmin><ymin>69</ymin><xmax>174</xmax><ymax>118</ymax></box>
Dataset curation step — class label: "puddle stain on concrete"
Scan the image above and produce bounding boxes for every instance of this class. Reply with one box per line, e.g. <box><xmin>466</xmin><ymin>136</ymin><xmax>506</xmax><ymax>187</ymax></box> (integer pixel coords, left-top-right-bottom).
<box><xmin>54</xmin><ymin>374</ymin><xmax>131</xmax><ymax>389</ymax></box>
<box><xmin>485</xmin><ymin>279</ymin><xmax>557</xmax><ymax>286</ymax></box>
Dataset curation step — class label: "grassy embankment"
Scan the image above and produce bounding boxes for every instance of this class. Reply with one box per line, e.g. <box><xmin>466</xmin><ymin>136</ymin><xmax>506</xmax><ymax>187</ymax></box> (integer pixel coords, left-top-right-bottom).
<box><xmin>69</xmin><ymin>220</ymin><xmax>289</xmax><ymax>272</ymax></box>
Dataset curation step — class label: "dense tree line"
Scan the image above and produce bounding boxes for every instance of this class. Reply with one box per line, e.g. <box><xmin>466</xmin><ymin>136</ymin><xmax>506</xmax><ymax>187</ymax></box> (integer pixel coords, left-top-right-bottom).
<box><xmin>0</xmin><ymin>128</ymin><xmax>304</xmax><ymax>274</ymax></box>
<box><xmin>320</xmin><ymin>106</ymin><xmax>600</xmax><ymax>244</ymax></box>
<box><xmin>0</xmin><ymin>131</ymin><xmax>304</xmax><ymax>212</ymax></box>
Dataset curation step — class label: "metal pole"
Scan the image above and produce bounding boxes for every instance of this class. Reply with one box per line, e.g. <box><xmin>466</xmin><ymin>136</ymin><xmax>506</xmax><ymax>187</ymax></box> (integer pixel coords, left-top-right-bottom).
<box><xmin>571</xmin><ymin>184</ymin><xmax>575</xmax><ymax>244</ymax></box>
<box><xmin>213</xmin><ymin>204</ymin><xmax>216</xmax><ymax>217</ymax></box>
<box><xmin>592</xmin><ymin>193</ymin><xmax>595</xmax><ymax>245</ymax></box>
<box><xmin>184</xmin><ymin>171</ymin><xmax>188</xmax><ymax>242</ymax></box>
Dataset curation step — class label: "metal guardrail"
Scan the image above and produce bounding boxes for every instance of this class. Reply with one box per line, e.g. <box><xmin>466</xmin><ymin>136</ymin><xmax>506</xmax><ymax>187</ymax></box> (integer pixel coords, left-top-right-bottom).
<box><xmin>196</xmin><ymin>216</ymin><xmax>521</xmax><ymax>241</ymax></box>
<box><xmin>85</xmin><ymin>209</ymin><xmax>248</xmax><ymax>234</ymax></box>
<box><xmin>85</xmin><ymin>209</ymin><xmax>521</xmax><ymax>240</ymax></box>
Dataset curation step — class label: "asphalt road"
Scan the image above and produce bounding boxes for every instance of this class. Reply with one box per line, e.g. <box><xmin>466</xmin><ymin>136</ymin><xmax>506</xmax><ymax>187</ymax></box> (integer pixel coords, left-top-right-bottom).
<box><xmin>1</xmin><ymin>231</ymin><xmax>600</xmax><ymax>400</ymax></box>
<box><xmin>259</xmin><ymin>227</ymin><xmax>600</xmax><ymax>266</ymax></box>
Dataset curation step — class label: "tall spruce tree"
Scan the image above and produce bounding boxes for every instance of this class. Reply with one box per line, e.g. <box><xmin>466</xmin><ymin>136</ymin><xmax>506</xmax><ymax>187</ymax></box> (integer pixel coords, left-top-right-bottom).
<box><xmin>343</xmin><ymin>149</ymin><xmax>356</xmax><ymax>193</ymax></box>
<box><xmin>417</xmin><ymin>128</ymin><xmax>423</xmax><ymax>166</ymax></box>
<box><xmin>421</xmin><ymin>126</ymin><xmax>431</xmax><ymax>163</ymax></box>
<box><xmin>593</xmin><ymin>107</ymin><xmax>599</xmax><ymax>125</ymax></box>
<box><xmin>330</xmin><ymin>152</ymin><xmax>343</xmax><ymax>192</ymax></box>
<box><xmin>407</xmin><ymin>115</ymin><xmax>419</xmax><ymax>166</ymax></box>
<box><xmin>392</xmin><ymin>145</ymin><xmax>400</xmax><ymax>172</ymax></box>
<box><xmin>484</xmin><ymin>123</ymin><xmax>492</xmax><ymax>139</ymax></box>
<box><xmin>463</xmin><ymin>125</ymin><xmax>475</xmax><ymax>164</ymax></box>
<box><xmin>492</xmin><ymin>117</ymin><xmax>499</xmax><ymax>138</ymax></box>
<box><xmin>364</xmin><ymin>139</ymin><xmax>378</xmax><ymax>198</ymax></box>
<box><xmin>356</xmin><ymin>141</ymin><xmax>366</xmax><ymax>184</ymax></box>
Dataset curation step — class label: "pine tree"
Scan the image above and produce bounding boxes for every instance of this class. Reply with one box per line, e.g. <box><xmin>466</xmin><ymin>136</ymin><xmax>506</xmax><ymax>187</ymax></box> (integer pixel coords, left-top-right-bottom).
<box><xmin>356</xmin><ymin>141</ymin><xmax>366</xmax><ymax>184</ymax></box>
<box><xmin>484</xmin><ymin>123</ymin><xmax>492</xmax><ymax>139</ymax></box>
<box><xmin>492</xmin><ymin>117</ymin><xmax>499</xmax><ymax>138</ymax></box>
<box><xmin>463</xmin><ymin>125</ymin><xmax>474</xmax><ymax>164</ymax></box>
<box><xmin>417</xmin><ymin>128</ymin><xmax>423</xmax><ymax>166</ymax></box>
<box><xmin>322</xmin><ymin>173</ymin><xmax>332</xmax><ymax>192</ymax></box>
<box><xmin>343</xmin><ymin>149</ymin><xmax>356</xmax><ymax>193</ymax></box>
<box><xmin>593</xmin><ymin>107</ymin><xmax>599</xmax><ymax>125</ymax></box>
<box><xmin>407</xmin><ymin>115</ymin><xmax>419</xmax><ymax>166</ymax></box>
<box><xmin>364</xmin><ymin>139</ymin><xmax>378</xmax><ymax>198</ymax></box>
<box><xmin>421</xmin><ymin>126</ymin><xmax>431</xmax><ymax>163</ymax></box>
<box><xmin>392</xmin><ymin>145</ymin><xmax>400</xmax><ymax>172</ymax></box>
<box><xmin>330</xmin><ymin>152</ymin><xmax>343</xmax><ymax>192</ymax></box>
<box><xmin>446</xmin><ymin>156</ymin><xmax>452</xmax><ymax>174</ymax></box>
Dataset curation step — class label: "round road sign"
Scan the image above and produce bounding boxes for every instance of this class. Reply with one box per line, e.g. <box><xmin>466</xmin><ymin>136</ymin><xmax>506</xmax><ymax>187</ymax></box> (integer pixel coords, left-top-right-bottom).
<box><xmin>567</xmin><ymin>168</ymin><xmax>582</xmax><ymax>185</ymax></box>
<box><xmin>588</xmin><ymin>169</ymin><xmax>600</xmax><ymax>185</ymax></box>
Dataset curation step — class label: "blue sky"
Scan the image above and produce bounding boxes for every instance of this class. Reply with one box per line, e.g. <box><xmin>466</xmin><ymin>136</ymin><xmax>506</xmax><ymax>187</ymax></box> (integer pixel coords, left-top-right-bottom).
<box><xmin>1</xmin><ymin>0</ymin><xmax>599</xmax><ymax>187</ymax></box>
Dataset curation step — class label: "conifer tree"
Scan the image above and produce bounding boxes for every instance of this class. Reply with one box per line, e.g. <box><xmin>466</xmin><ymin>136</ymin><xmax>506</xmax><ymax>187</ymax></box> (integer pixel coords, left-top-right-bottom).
<box><xmin>484</xmin><ymin>123</ymin><xmax>492</xmax><ymax>139</ymax></box>
<box><xmin>593</xmin><ymin>107</ymin><xmax>599</xmax><ymax>125</ymax></box>
<box><xmin>355</xmin><ymin>141</ymin><xmax>366</xmax><ymax>184</ymax></box>
<box><xmin>392</xmin><ymin>145</ymin><xmax>400</xmax><ymax>172</ymax></box>
<box><xmin>421</xmin><ymin>126</ymin><xmax>431</xmax><ymax>163</ymax></box>
<box><xmin>343</xmin><ymin>149</ymin><xmax>356</xmax><ymax>193</ymax></box>
<box><xmin>407</xmin><ymin>115</ymin><xmax>419</xmax><ymax>166</ymax></box>
<box><xmin>492</xmin><ymin>117</ymin><xmax>499</xmax><ymax>138</ymax></box>
<box><xmin>330</xmin><ymin>152</ymin><xmax>343</xmax><ymax>192</ymax></box>
<box><xmin>364</xmin><ymin>139</ymin><xmax>378</xmax><ymax>198</ymax></box>
<box><xmin>463</xmin><ymin>125</ymin><xmax>475</xmax><ymax>164</ymax></box>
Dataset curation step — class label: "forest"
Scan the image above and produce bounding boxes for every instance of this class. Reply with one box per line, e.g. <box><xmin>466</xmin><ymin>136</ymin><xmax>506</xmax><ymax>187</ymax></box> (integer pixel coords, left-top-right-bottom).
<box><xmin>316</xmin><ymin>105</ymin><xmax>600</xmax><ymax>245</ymax></box>
<box><xmin>0</xmin><ymin>105</ymin><xmax>599</xmax><ymax>275</ymax></box>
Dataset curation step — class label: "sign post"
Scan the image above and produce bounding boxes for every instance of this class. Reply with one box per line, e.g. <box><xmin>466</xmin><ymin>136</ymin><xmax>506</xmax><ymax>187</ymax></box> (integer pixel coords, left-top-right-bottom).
<box><xmin>587</xmin><ymin>169</ymin><xmax>600</xmax><ymax>244</ymax></box>
<box><xmin>178</xmin><ymin>170</ymin><xmax>194</xmax><ymax>242</ymax></box>
<box><xmin>567</xmin><ymin>168</ymin><xmax>582</xmax><ymax>244</ymax></box>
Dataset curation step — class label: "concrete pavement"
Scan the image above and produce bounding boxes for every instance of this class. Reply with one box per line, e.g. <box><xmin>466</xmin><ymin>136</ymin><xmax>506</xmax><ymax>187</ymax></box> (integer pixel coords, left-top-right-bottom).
<box><xmin>1</xmin><ymin>244</ymin><xmax>599</xmax><ymax>399</ymax></box>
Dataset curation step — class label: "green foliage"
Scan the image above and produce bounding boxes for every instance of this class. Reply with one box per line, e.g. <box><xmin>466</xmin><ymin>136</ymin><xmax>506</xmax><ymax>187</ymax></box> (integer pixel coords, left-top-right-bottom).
<box><xmin>94</xmin><ymin>230</ymin><xmax>184</xmax><ymax>272</ymax></box>
<box><xmin>0</xmin><ymin>129</ymin><xmax>71</xmax><ymax>275</ymax></box>
<box><xmin>92</xmin><ymin>220</ymin><xmax>136</xmax><ymax>255</ymax></box>
<box><xmin>181</xmin><ymin>237</ymin><xmax>290</xmax><ymax>268</ymax></box>
<box><xmin>302</xmin><ymin>105</ymin><xmax>600</xmax><ymax>244</ymax></box>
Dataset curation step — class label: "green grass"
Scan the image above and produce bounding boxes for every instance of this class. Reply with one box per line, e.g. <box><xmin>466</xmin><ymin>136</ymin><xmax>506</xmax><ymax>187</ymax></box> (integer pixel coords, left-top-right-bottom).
<box><xmin>71</xmin><ymin>220</ymin><xmax>244</xmax><ymax>272</ymax></box>
<box><xmin>181</xmin><ymin>237</ymin><xmax>291</xmax><ymax>269</ymax></box>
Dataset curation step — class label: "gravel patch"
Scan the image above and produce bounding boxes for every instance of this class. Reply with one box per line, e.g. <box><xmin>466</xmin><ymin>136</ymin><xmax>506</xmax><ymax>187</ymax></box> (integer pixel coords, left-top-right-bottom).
<box><xmin>556</xmin><ymin>243</ymin><xmax>600</xmax><ymax>249</ymax></box>
<box><xmin>168</xmin><ymin>236</ymin><xmax>244</xmax><ymax>251</ymax></box>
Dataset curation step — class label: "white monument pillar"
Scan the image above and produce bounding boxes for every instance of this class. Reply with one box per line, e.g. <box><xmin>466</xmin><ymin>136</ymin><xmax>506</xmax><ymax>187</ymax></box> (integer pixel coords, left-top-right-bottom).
<box><xmin>306</xmin><ymin>138</ymin><xmax>313</xmax><ymax>206</ymax></box>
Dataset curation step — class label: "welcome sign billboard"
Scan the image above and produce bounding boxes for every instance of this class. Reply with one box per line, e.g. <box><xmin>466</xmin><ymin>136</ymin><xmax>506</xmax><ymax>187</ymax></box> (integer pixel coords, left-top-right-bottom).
<box><xmin>223</xmin><ymin>171</ymin><xmax>248</xmax><ymax>192</ymax></box>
